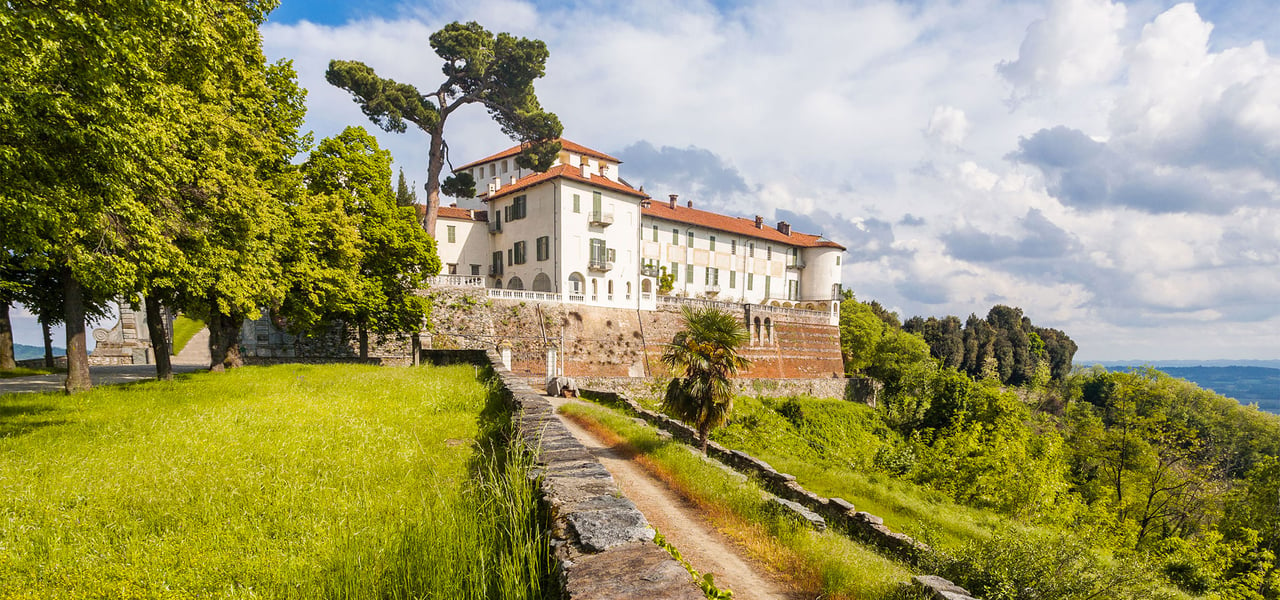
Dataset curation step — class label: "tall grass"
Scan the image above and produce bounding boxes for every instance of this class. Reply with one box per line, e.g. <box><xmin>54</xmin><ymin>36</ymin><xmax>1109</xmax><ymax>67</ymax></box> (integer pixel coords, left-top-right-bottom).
<box><xmin>0</xmin><ymin>363</ymin><xmax>553</xmax><ymax>599</ymax></box>
<box><xmin>559</xmin><ymin>401</ymin><xmax>917</xmax><ymax>600</ymax></box>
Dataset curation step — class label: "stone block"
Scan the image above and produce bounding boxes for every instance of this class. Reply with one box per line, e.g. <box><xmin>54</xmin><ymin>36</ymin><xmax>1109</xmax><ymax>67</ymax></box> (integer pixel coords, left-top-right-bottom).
<box><xmin>911</xmin><ymin>575</ymin><xmax>979</xmax><ymax>600</ymax></box>
<box><xmin>564</xmin><ymin>540</ymin><xmax>703</xmax><ymax>600</ymax></box>
<box><xmin>768</xmin><ymin>496</ymin><xmax>827</xmax><ymax>531</ymax></box>
<box><xmin>566</xmin><ymin>496</ymin><xmax>654</xmax><ymax>553</ymax></box>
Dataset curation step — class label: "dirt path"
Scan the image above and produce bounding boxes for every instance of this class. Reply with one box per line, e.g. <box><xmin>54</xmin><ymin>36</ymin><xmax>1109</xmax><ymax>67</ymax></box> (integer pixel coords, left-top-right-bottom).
<box><xmin>547</xmin><ymin>395</ymin><xmax>796</xmax><ymax>600</ymax></box>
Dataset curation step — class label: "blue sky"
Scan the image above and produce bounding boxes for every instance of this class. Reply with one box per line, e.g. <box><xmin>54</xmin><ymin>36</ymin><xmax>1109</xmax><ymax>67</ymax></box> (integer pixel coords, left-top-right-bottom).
<box><xmin>14</xmin><ymin>0</ymin><xmax>1278</xmax><ymax>362</ymax></box>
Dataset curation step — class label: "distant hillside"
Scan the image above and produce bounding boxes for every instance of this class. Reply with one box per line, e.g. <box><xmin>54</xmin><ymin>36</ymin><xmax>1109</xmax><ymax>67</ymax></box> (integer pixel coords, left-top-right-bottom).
<box><xmin>13</xmin><ymin>344</ymin><xmax>65</xmax><ymax>361</ymax></box>
<box><xmin>1093</xmin><ymin>363</ymin><xmax>1280</xmax><ymax>414</ymax></box>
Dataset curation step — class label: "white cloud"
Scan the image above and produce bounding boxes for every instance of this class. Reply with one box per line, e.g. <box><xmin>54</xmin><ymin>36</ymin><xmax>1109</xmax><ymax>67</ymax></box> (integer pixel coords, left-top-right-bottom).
<box><xmin>260</xmin><ymin>0</ymin><xmax>1280</xmax><ymax>361</ymax></box>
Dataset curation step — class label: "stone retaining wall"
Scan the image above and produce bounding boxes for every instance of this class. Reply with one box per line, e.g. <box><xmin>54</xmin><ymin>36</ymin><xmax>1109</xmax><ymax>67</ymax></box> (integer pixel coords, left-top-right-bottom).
<box><xmin>482</xmin><ymin>351</ymin><xmax>703</xmax><ymax>600</ymax></box>
<box><xmin>580</xmin><ymin>388</ymin><xmax>980</xmax><ymax>600</ymax></box>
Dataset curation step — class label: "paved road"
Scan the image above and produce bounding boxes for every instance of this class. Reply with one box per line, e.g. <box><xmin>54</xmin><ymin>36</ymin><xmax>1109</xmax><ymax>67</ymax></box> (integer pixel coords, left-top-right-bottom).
<box><xmin>0</xmin><ymin>364</ymin><xmax>207</xmax><ymax>395</ymax></box>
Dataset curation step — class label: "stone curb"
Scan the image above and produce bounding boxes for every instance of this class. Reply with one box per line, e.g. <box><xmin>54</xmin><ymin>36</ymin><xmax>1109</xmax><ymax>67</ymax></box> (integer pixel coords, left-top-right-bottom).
<box><xmin>485</xmin><ymin>351</ymin><xmax>702</xmax><ymax>600</ymax></box>
<box><xmin>580</xmin><ymin>388</ymin><xmax>980</xmax><ymax>600</ymax></box>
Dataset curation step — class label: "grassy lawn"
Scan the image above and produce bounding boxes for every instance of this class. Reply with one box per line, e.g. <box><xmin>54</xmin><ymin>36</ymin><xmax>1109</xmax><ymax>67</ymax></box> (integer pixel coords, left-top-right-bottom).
<box><xmin>170</xmin><ymin>316</ymin><xmax>204</xmax><ymax>355</ymax></box>
<box><xmin>0</xmin><ymin>363</ymin><xmax>551</xmax><ymax>599</ymax></box>
<box><xmin>558</xmin><ymin>401</ymin><xmax>920</xmax><ymax>600</ymax></box>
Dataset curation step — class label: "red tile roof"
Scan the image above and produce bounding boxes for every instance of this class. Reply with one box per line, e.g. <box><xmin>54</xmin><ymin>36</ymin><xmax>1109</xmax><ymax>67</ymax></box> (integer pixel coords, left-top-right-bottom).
<box><xmin>485</xmin><ymin>163</ymin><xmax>651</xmax><ymax>202</ymax></box>
<box><xmin>416</xmin><ymin>204</ymin><xmax>484</xmax><ymax>222</ymax></box>
<box><xmin>642</xmin><ymin>202</ymin><xmax>845</xmax><ymax>250</ymax></box>
<box><xmin>455</xmin><ymin>138</ymin><xmax>621</xmax><ymax>173</ymax></box>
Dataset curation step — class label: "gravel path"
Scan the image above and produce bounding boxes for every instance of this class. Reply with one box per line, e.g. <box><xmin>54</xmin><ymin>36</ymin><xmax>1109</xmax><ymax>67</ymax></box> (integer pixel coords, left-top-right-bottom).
<box><xmin>547</xmin><ymin>395</ymin><xmax>797</xmax><ymax>600</ymax></box>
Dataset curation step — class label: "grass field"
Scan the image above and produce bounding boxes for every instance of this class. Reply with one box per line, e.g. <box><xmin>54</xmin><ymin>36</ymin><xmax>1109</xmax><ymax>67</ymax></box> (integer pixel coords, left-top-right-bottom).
<box><xmin>558</xmin><ymin>401</ymin><xmax>921</xmax><ymax>600</ymax></box>
<box><xmin>170</xmin><ymin>316</ymin><xmax>204</xmax><ymax>355</ymax></box>
<box><xmin>0</xmin><ymin>363</ymin><xmax>552</xmax><ymax>599</ymax></box>
<box><xmin>0</xmin><ymin>366</ymin><xmax>61</xmax><ymax>379</ymax></box>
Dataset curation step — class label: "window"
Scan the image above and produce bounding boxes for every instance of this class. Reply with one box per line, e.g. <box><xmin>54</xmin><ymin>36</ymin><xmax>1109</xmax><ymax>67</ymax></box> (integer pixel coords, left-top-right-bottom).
<box><xmin>607</xmin><ymin>280</ymin><xmax>614</xmax><ymax>297</ymax></box>
<box><xmin>652</xmin><ymin>225</ymin><xmax>658</xmax><ymax>242</ymax></box>
<box><xmin>729</xmin><ymin>271</ymin><xmax>736</xmax><ymax>289</ymax></box>
<box><xmin>747</xmin><ymin>273</ymin><xmax>754</xmax><ymax>291</ymax></box>
<box><xmin>709</xmin><ymin>235</ymin><xmax>716</xmax><ymax>251</ymax></box>
<box><xmin>607</xmin><ymin>247</ymin><xmax>616</xmax><ymax>262</ymax></box>
<box><xmin>672</xmin><ymin>228</ymin><xmax>679</xmax><ymax>244</ymax></box>
<box><xmin>590</xmin><ymin>238</ymin><xmax>607</xmax><ymax>264</ymax></box>
<box><xmin>686</xmin><ymin>264</ymin><xmax>693</xmax><ymax>282</ymax></box>
<box><xmin>492</xmin><ymin>251</ymin><xmax>503</xmax><ymax>275</ymax></box>
<box><xmin>765</xmin><ymin>275</ymin><xmax>771</xmax><ymax>298</ymax></box>
<box><xmin>767</xmin><ymin>245</ymin><xmax>772</xmax><ymax>260</ymax></box>
<box><xmin>448</xmin><ymin>263</ymin><xmax>457</xmax><ymax>275</ymax></box>
<box><xmin>592</xmin><ymin>191</ymin><xmax>602</xmax><ymax>217</ymax></box>
<box><xmin>513</xmin><ymin>241</ymin><xmax>527</xmax><ymax>264</ymax></box>
<box><xmin>837</xmin><ymin>255</ymin><xmax>841</xmax><ymax>265</ymax></box>
<box><xmin>492</xmin><ymin>209</ymin><xmax>502</xmax><ymax>232</ymax></box>
<box><xmin>501</xmin><ymin>160</ymin><xmax>508</xmax><ymax>174</ymax></box>
<box><xmin>748</xmin><ymin>242</ymin><xmax>755</xmax><ymax>257</ymax></box>
<box><xmin>471</xmin><ymin>264</ymin><xmax>481</xmax><ymax>276</ymax></box>
<box><xmin>731</xmin><ymin>240</ymin><xmax>737</xmax><ymax>255</ymax></box>
<box><xmin>671</xmin><ymin>261</ymin><xmax>679</xmax><ymax>282</ymax></box>
<box><xmin>788</xmin><ymin>279</ymin><xmax>799</xmax><ymax>300</ymax></box>
<box><xmin>573</xmin><ymin>194</ymin><xmax>580</xmax><ymax>213</ymax></box>
<box><xmin>686</xmin><ymin>230</ymin><xmax>694</xmax><ymax>246</ymax></box>
<box><xmin>489</xmin><ymin>164</ymin><xmax>495</xmax><ymax>177</ymax></box>
<box><xmin>509</xmin><ymin>195</ymin><xmax>527</xmax><ymax>220</ymax></box>
<box><xmin>705</xmin><ymin>267</ymin><xmax>719</xmax><ymax>286</ymax></box>
<box><xmin>506</xmin><ymin>248</ymin><xmax>512</xmax><ymax>266</ymax></box>
<box><xmin>536</xmin><ymin>236</ymin><xmax>549</xmax><ymax>261</ymax></box>
<box><xmin>791</xmin><ymin>247</ymin><xmax>798</xmax><ymax>265</ymax></box>
<box><xmin>446</xmin><ymin>225</ymin><xmax>456</xmax><ymax>243</ymax></box>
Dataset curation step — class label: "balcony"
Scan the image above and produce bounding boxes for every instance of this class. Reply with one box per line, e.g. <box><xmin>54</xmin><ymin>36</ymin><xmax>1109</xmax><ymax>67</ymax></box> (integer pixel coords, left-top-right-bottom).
<box><xmin>487</xmin><ymin>218</ymin><xmax>501</xmax><ymax>234</ymax></box>
<box><xmin>705</xmin><ymin>284</ymin><xmax>721</xmax><ymax>294</ymax></box>
<box><xmin>488</xmin><ymin>264</ymin><xmax>501</xmax><ymax>276</ymax></box>
<box><xmin>588</xmin><ymin>208</ymin><xmax>614</xmax><ymax>227</ymax></box>
<box><xmin>787</xmin><ymin>258</ymin><xmax>806</xmax><ymax>269</ymax></box>
<box><xmin>640</xmin><ymin>263</ymin><xmax>660</xmax><ymax>277</ymax></box>
<box><xmin>588</xmin><ymin>259</ymin><xmax>614</xmax><ymax>272</ymax></box>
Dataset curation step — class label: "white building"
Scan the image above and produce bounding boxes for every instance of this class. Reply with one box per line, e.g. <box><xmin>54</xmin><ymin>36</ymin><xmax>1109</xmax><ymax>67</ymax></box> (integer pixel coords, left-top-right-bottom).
<box><xmin>430</xmin><ymin>139</ymin><xmax>845</xmax><ymax>313</ymax></box>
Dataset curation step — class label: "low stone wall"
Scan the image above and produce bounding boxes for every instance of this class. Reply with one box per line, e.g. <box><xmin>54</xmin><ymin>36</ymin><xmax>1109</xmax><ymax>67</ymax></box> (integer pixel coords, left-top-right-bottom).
<box><xmin>484</xmin><ymin>351</ymin><xmax>702</xmax><ymax>600</ymax></box>
<box><xmin>580</xmin><ymin>388</ymin><xmax>979</xmax><ymax>600</ymax></box>
<box><xmin>15</xmin><ymin>356</ymin><xmax>68</xmax><ymax>369</ymax></box>
<box><xmin>572</xmin><ymin>375</ymin><xmax>882</xmax><ymax>407</ymax></box>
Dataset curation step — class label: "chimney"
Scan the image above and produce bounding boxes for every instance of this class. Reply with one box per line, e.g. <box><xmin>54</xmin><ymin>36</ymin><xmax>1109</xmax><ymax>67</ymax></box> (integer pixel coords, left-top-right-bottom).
<box><xmin>669</xmin><ymin>194</ymin><xmax>678</xmax><ymax>209</ymax></box>
<box><xmin>600</xmin><ymin>164</ymin><xmax>611</xmax><ymax>179</ymax></box>
<box><xmin>754</xmin><ymin>215</ymin><xmax>764</xmax><ymax>228</ymax></box>
<box><xmin>687</xmin><ymin>200</ymin><xmax>693</xmax><ymax>208</ymax></box>
<box><xmin>777</xmin><ymin>221</ymin><xmax>791</xmax><ymax>235</ymax></box>
<box><xmin>580</xmin><ymin>162</ymin><xmax>590</xmax><ymax>178</ymax></box>
<box><xmin>492</xmin><ymin>176</ymin><xmax>501</xmax><ymax>191</ymax></box>
<box><xmin>509</xmin><ymin>175</ymin><xmax>517</xmax><ymax>186</ymax></box>
<box><xmin>487</xmin><ymin>182</ymin><xmax>497</xmax><ymax>196</ymax></box>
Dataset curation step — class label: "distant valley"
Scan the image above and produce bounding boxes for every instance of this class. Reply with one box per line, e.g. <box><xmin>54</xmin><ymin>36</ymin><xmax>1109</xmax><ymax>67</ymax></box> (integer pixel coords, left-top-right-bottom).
<box><xmin>1091</xmin><ymin>361</ymin><xmax>1280</xmax><ymax>414</ymax></box>
<box><xmin>13</xmin><ymin>343</ymin><xmax>65</xmax><ymax>362</ymax></box>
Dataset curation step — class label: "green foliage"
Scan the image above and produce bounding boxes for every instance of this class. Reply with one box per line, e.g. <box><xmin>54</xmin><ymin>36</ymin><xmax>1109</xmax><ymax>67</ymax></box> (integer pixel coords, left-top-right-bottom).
<box><xmin>928</xmin><ymin>527</ymin><xmax>1175</xmax><ymax>600</ymax></box>
<box><xmin>657</xmin><ymin>266</ymin><xmax>676</xmax><ymax>295</ymax></box>
<box><xmin>661</xmin><ymin>306</ymin><xmax>751</xmax><ymax>453</ymax></box>
<box><xmin>839</xmin><ymin>293</ymin><xmax>885</xmax><ymax>374</ymax></box>
<box><xmin>395</xmin><ymin>168</ymin><xmax>417</xmax><ymax>207</ymax></box>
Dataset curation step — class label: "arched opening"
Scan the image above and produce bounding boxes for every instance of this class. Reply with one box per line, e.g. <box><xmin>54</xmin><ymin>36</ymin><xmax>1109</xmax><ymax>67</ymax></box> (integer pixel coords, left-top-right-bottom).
<box><xmin>764</xmin><ymin>318</ymin><xmax>773</xmax><ymax>345</ymax></box>
<box><xmin>591</xmin><ymin>279</ymin><xmax>598</xmax><ymax>299</ymax></box>
<box><xmin>532</xmin><ymin>273</ymin><xmax>552</xmax><ymax>292</ymax></box>
<box><xmin>494</xmin><ymin>279</ymin><xmax>503</xmax><ymax>289</ymax></box>
<box><xmin>625</xmin><ymin>282</ymin><xmax>632</xmax><ymax>299</ymax></box>
<box><xmin>607</xmin><ymin>280</ymin><xmax>614</xmax><ymax>297</ymax></box>
<box><xmin>753</xmin><ymin>317</ymin><xmax>762</xmax><ymax>345</ymax></box>
<box><xmin>804</xmin><ymin>302</ymin><xmax>816</xmax><ymax>310</ymax></box>
<box><xmin>641</xmin><ymin>279</ymin><xmax>652</xmax><ymax>293</ymax></box>
<box><xmin>507</xmin><ymin>276</ymin><xmax>524</xmax><ymax>290</ymax></box>
<box><xmin>770</xmin><ymin>301</ymin><xmax>780</xmax><ymax>307</ymax></box>
<box><xmin>569</xmin><ymin>272</ymin><xmax>585</xmax><ymax>295</ymax></box>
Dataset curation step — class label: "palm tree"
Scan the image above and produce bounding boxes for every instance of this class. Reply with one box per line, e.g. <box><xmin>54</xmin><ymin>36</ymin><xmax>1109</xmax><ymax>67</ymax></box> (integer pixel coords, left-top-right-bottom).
<box><xmin>661</xmin><ymin>305</ymin><xmax>751</xmax><ymax>454</ymax></box>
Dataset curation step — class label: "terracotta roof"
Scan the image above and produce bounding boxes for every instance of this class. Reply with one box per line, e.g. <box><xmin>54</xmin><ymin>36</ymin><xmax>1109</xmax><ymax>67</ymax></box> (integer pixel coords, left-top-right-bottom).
<box><xmin>454</xmin><ymin>138</ymin><xmax>621</xmax><ymax>172</ymax></box>
<box><xmin>485</xmin><ymin>163</ymin><xmax>650</xmax><ymax>202</ymax></box>
<box><xmin>437</xmin><ymin>205</ymin><xmax>476</xmax><ymax>220</ymax></box>
<box><xmin>642</xmin><ymin>202</ymin><xmax>846</xmax><ymax>250</ymax></box>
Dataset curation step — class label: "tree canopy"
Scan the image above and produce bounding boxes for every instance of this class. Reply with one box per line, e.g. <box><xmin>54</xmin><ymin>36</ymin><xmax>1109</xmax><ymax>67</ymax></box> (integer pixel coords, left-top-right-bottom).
<box><xmin>325</xmin><ymin>21</ymin><xmax>563</xmax><ymax>236</ymax></box>
<box><xmin>661</xmin><ymin>306</ymin><xmax>751</xmax><ymax>453</ymax></box>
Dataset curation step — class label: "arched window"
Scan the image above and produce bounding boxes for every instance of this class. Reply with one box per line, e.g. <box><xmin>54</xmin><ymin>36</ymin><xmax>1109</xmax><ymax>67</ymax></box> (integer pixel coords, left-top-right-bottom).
<box><xmin>764</xmin><ymin>318</ymin><xmax>773</xmax><ymax>344</ymax></box>
<box><xmin>591</xmin><ymin>279</ymin><xmax>598</xmax><ymax>299</ymax></box>
<box><xmin>507</xmin><ymin>276</ymin><xmax>524</xmax><ymax>290</ymax></box>
<box><xmin>569</xmin><ymin>272</ymin><xmax>585</xmax><ymax>294</ymax></box>
<box><xmin>753</xmin><ymin>317</ymin><xmax>762</xmax><ymax>345</ymax></box>
<box><xmin>607</xmin><ymin>280</ymin><xmax>614</xmax><ymax>298</ymax></box>
<box><xmin>625</xmin><ymin>282</ymin><xmax>632</xmax><ymax>299</ymax></box>
<box><xmin>641</xmin><ymin>279</ymin><xmax>652</xmax><ymax>293</ymax></box>
<box><xmin>532</xmin><ymin>273</ymin><xmax>552</xmax><ymax>292</ymax></box>
<box><xmin>494</xmin><ymin>279</ymin><xmax>503</xmax><ymax>289</ymax></box>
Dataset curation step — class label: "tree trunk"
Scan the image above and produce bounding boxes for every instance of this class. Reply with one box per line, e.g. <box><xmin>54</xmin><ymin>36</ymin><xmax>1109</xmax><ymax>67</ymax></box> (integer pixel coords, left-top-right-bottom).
<box><xmin>423</xmin><ymin>127</ymin><xmax>445</xmax><ymax>238</ymax></box>
<box><xmin>207</xmin><ymin>307</ymin><xmax>243</xmax><ymax>371</ymax></box>
<box><xmin>145</xmin><ymin>295</ymin><xmax>173</xmax><ymax>381</ymax></box>
<box><xmin>41</xmin><ymin>317</ymin><xmax>54</xmax><ymax>368</ymax></box>
<box><xmin>699</xmin><ymin>429</ymin><xmax>708</xmax><ymax>455</ymax></box>
<box><xmin>63</xmin><ymin>278</ymin><xmax>91</xmax><ymax>393</ymax></box>
<box><xmin>358</xmin><ymin>323</ymin><xmax>369</xmax><ymax>360</ymax></box>
<box><xmin>0</xmin><ymin>302</ymin><xmax>15</xmax><ymax>370</ymax></box>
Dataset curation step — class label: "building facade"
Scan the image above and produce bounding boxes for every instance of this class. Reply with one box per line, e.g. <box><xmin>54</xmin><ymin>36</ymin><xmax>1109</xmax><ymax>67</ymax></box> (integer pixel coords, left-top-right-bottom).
<box><xmin>431</xmin><ymin>139</ymin><xmax>846</xmax><ymax>315</ymax></box>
